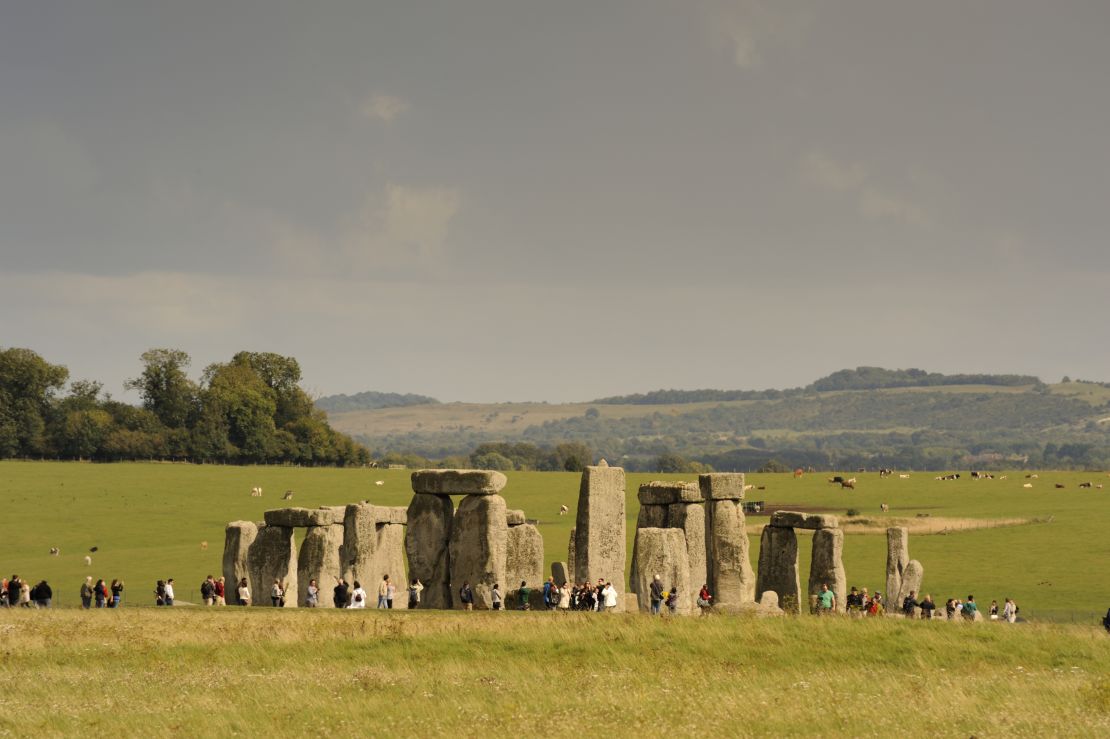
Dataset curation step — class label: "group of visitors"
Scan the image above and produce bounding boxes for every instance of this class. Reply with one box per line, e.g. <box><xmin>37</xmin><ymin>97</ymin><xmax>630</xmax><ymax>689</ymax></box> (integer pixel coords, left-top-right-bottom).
<box><xmin>79</xmin><ymin>577</ymin><xmax>124</xmax><ymax>608</ymax></box>
<box><xmin>153</xmin><ymin>578</ymin><xmax>175</xmax><ymax>606</ymax></box>
<box><xmin>647</xmin><ymin>574</ymin><xmax>682</xmax><ymax>615</ymax></box>
<box><xmin>199</xmin><ymin>575</ymin><xmax>227</xmax><ymax>605</ymax></box>
<box><xmin>1</xmin><ymin>575</ymin><xmax>52</xmax><ymax>608</ymax></box>
<box><xmin>840</xmin><ymin>586</ymin><xmax>1019</xmax><ymax>622</ymax></box>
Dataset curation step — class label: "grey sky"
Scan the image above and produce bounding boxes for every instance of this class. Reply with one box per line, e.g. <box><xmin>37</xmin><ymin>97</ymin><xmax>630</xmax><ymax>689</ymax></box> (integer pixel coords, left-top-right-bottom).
<box><xmin>2</xmin><ymin>1</ymin><xmax>1108</xmax><ymax>402</ymax></box>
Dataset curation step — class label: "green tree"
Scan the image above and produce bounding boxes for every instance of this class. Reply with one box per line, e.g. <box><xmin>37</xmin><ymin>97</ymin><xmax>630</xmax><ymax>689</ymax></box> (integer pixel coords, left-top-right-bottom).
<box><xmin>125</xmin><ymin>349</ymin><xmax>196</xmax><ymax>428</ymax></box>
<box><xmin>0</xmin><ymin>347</ymin><xmax>69</xmax><ymax>457</ymax></box>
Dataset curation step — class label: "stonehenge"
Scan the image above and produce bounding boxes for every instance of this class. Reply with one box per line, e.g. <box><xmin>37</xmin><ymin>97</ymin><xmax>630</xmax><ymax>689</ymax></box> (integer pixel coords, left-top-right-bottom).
<box><xmin>222</xmin><ymin>520</ymin><xmax>258</xmax><ymax>602</ymax></box>
<box><xmin>633</xmin><ymin>527</ymin><xmax>692</xmax><ymax>615</ymax></box>
<box><xmin>700</xmin><ymin>474</ymin><xmax>756</xmax><ymax>608</ymax></box>
<box><xmin>755</xmin><ymin>525</ymin><xmax>800</xmax><ymax>613</ymax></box>
<box><xmin>297</xmin><ymin>522</ymin><xmax>345</xmax><ymax>607</ymax></box>
<box><xmin>572</xmin><ymin>464</ymin><xmax>627</xmax><ymax>587</ymax></box>
<box><xmin>406</xmin><ymin>494</ymin><xmax>454</xmax><ymax>609</ymax></box>
<box><xmin>448</xmin><ymin>493</ymin><xmax>508</xmax><ymax>609</ymax></box>
<box><xmin>809</xmin><ymin>528</ymin><xmax>847</xmax><ymax>613</ymax></box>
<box><xmin>247</xmin><ymin>524</ymin><xmax>298</xmax><ymax>607</ymax></box>
<box><xmin>342</xmin><ymin>503</ymin><xmax>408</xmax><ymax>605</ymax></box>
<box><xmin>886</xmin><ymin>527</ymin><xmax>909</xmax><ymax>604</ymax></box>
<box><xmin>756</xmin><ymin>511</ymin><xmax>845</xmax><ymax>614</ymax></box>
<box><xmin>505</xmin><ymin>523</ymin><xmax>545</xmax><ymax>608</ymax></box>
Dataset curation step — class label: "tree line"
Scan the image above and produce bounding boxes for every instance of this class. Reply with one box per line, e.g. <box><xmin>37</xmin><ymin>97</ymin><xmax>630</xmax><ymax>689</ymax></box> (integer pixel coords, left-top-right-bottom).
<box><xmin>0</xmin><ymin>347</ymin><xmax>369</xmax><ymax>466</ymax></box>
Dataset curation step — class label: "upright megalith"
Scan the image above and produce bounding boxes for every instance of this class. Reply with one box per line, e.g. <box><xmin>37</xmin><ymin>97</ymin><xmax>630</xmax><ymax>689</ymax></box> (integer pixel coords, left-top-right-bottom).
<box><xmin>886</xmin><ymin>527</ymin><xmax>909</xmax><ymax>605</ymax></box>
<box><xmin>895</xmin><ymin>560</ymin><xmax>925</xmax><ymax>607</ymax></box>
<box><xmin>573</xmin><ymin>465</ymin><xmax>627</xmax><ymax>587</ymax></box>
<box><xmin>630</xmin><ymin>481</ymin><xmax>696</xmax><ymax>592</ymax></box>
<box><xmin>629</xmin><ymin>499</ymin><xmax>667</xmax><ymax>593</ymax></box>
<box><xmin>223</xmin><ymin>521</ymin><xmax>258</xmax><ymax>602</ymax></box>
<box><xmin>808</xmin><ymin>528</ymin><xmax>847</xmax><ymax>613</ymax></box>
<box><xmin>667</xmin><ymin>501</ymin><xmax>707</xmax><ymax>595</ymax></box>
<box><xmin>298</xmin><ymin>523</ymin><xmax>345</xmax><ymax>607</ymax></box>
<box><xmin>505</xmin><ymin>523</ymin><xmax>544</xmax><ymax>609</ymax></box>
<box><xmin>405</xmin><ymin>494</ymin><xmax>454</xmax><ymax>609</ymax></box>
<box><xmin>342</xmin><ymin>503</ymin><xmax>408</xmax><ymax>605</ymax></box>
<box><xmin>448</xmin><ymin>494</ymin><xmax>508</xmax><ymax>609</ymax></box>
<box><xmin>755</xmin><ymin>525</ymin><xmax>800</xmax><ymax>614</ymax></box>
<box><xmin>411</xmin><ymin>469</ymin><xmax>507</xmax><ymax>495</ymax></box>
<box><xmin>567</xmin><ymin>528</ymin><xmax>576</xmax><ymax>583</ymax></box>
<box><xmin>700</xmin><ymin>474</ymin><xmax>755</xmax><ymax>608</ymax></box>
<box><xmin>633</xmin><ymin>527</ymin><xmax>692</xmax><ymax>615</ymax></box>
<box><xmin>246</xmin><ymin>524</ymin><xmax>298</xmax><ymax>607</ymax></box>
<box><xmin>552</xmin><ymin>561</ymin><xmax>571</xmax><ymax>587</ymax></box>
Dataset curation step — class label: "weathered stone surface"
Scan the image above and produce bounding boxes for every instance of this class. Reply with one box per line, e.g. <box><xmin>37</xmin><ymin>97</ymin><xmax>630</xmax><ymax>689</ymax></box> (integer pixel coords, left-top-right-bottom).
<box><xmin>629</xmin><ymin>503</ymin><xmax>668</xmax><ymax>593</ymax></box>
<box><xmin>567</xmin><ymin>527</ymin><xmax>576</xmax><ymax>582</ymax></box>
<box><xmin>705</xmin><ymin>498</ymin><xmax>756</xmax><ymax>608</ymax></box>
<box><xmin>405</xmin><ymin>494</ymin><xmax>454</xmax><ymax>609</ymax></box>
<box><xmin>699</xmin><ymin>473</ymin><xmax>746</xmax><ymax>501</ymax></box>
<box><xmin>667</xmin><ymin>502</ymin><xmax>706</xmax><ymax>594</ymax></box>
<box><xmin>755</xmin><ymin>525</ymin><xmax>800</xmax><ymax>614</ymax></box>
<box><xmin>342</xmin><ymin>503</ymin><xmax>408</xmax><ymax>606</ymax></box>
<box><xmin>505</xmin><ymin>523</ymin><xmax>544</xmax><ymax>609</ymax></box>
<box><xmin>264</xmin><ymin>506</ymin><xmax>344</xmax><ymax>528</ymax></box>
<box><xmin>411</xmin><ymin>469</ymin><xmax>507</xmax><ymax>495</ymax></box>
<box><xmin>633</xmin><ymin>527</ymin><xmax>692</xmax><ymax>615</ymax></box>
<box><xmin>895</xmin><ymin>559</ymin><xmax>924</xmax><ymax>606</ymax></box>
<box><xmin>886</xmin><ymin>527</ymin><xmax>909</xmax><ymax>606</ymax></box>
<box><xmin>637</xmin><ymin>481</ymin><xmax>701</xmax><ymax>506</ymax></box>
<box><xmin>223</xmin><ymin>521</ymin><xmax>258</xmax><ymax>603</ymax></box>
<box><xmin>297</xmin><ymin>524</ymin><xmax>345</xmax><ymax>607</ymax></box>
<box><xmin>448</xmin><ymin>494</ymin><xmax>508</xmax><ymax>609</ymax></box>
<box><xmin>574</xmin><ymin>466</ymin><xmax>626</xmax><ymax>587</ymax></box>
<box><xmin>808</xmin><ymin>528</ymin><xmax>847</xmax><ymax>613</ymax></box>
<box><xmin>552</xmin><ymin>561</ymin><xmax>571</xmax><ymax>586</ymax></box>
<box><xmin>246</xmin><ymin>525</ymin><xmax>297</xmax><ymax>607</ymax></box>
<box><xmin>506</xmin><ymin>509</ymin><xmax>526</xmax><ymax>526</ymax></box>
<box><xmin>769</xmin><ymin>511</ymin><xmax>839</xmax><ymax>530</ymax></box>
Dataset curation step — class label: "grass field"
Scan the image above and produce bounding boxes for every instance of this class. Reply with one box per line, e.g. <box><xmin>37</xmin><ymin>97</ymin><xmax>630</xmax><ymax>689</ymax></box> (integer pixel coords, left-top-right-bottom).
<box><xmin>1</xmin><ymin>609</ymin><xmax>1109</xmax><ymax>736</ymax></box>
<box><xmin>1</xmin><ymin>461</ymin><xmax>1109</xmax><ymax>620</ymax></box>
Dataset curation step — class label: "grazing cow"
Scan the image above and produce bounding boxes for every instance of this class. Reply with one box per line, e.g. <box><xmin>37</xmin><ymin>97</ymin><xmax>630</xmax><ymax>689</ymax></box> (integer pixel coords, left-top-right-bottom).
<box><xmin>1055</xmin><ymin>483</ymin><xmax>1065</xmax><ymax>489</ymax></box>
<box><xmin>49</xmin><ymin>547</ymin><xmax>59</xmax><ymax>556</ymax></box>
<box><xmin>828</xmin><ymin>476</ymin><xmax>845</xmax><ymax>484</ymax></box>
<box><xmin>375</xmin><ymin>480</ymin><xmax>385</xmax><ymax>486</ymax></box>
<box><xmin>250</xmin><ymin>486</ymin><xmax>263</xmax><ymax>497</ymax></box>
<box><xmin>200</xmin><ymin>541</ymin><xmax>208</xmax><ymax>551</ymax></box>
<box><xmin>879</xmin><ymin>468</ymin><xmax>893</xmax><ymax>477</ymax></box>
<box><xmin>282</xmin><ymin>490</ymin><xmax>294</xmax><ymax>500</ymax></box>
<box><xmin>757</xmin><ymin>485</ymin><xmax>766</xmax><ymax>490</ymax></box>
<box><xmin>84</xmin><ymin>555</ymin><xmax>92</xmax><ymax>566</ymax></box>
<box><xmin>1079</xmin><ymin>482</ymin><xmax>1093</xmax><ymax>489</ymax></box>
<box><xmin>793</xmin><ymin>468</ymin><xmax>804</xmax><ymax>478</ymax></box>
<box><xmin>1023</xmin><ymin>483</ymin><xmax>1033</xmax><ymax>488</ymax></box>
<box><xmin>1098</xmin><ymin>484</ymin><xmax>1104</xmax><ymax>489</ymax></box>
<box><xmin>880</xmin><ymin>503</ymin><xmax>889</xmax><ymax>512</ymax></box>
<box><xmin>999</xmin><ymin>475</ymin><xmax>1008</xmax><ymax>480</ymax></box>
<box><xmin>935</xmin><ymin>474</ymin><xmax>960</xmax><ymax>481</ymax></box>
<box><xmin>841</xmin><ymin>480</ymin><xmax>855</xmax><ymax>490</ymax></box>
<box><xmin>559</xmin><ymin>505</ymin><xmax>568</xmax><ymax>516</ymax></box>
<box><xmin>743</xmin><ymin>484</ymin><xmax>754</xmax><ymax>493</ymax></box>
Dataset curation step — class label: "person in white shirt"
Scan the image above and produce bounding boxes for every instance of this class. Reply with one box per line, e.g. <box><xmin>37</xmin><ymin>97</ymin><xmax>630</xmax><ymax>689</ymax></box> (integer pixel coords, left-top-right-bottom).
<box><xmin>349</xmin><ymin>581</ymin><xmax>367</xmax><ymax>609</ymax></box>
<box><xmin>164</xmin><ymin>578</ymin><xmax>175</xmax><ymax>606</ymax></box>
<box><xmin>603</xmin><ymin>581</ymin><xmax>619</xmax><ymax>611</ymax></box>
<box><xmin>377</xmin><ymin>575</ymin><xmax>390</xmax><ymax>609</ymax></box>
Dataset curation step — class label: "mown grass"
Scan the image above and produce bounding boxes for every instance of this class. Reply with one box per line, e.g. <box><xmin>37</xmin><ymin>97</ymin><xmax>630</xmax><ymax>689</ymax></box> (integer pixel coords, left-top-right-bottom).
<box><xmin>1</xmin><ymin>609</ymin><xmax>1109</xmax><ymax>737</ymax></box>
<box><xmin>2</xmin><ymin>462</ymin><xmax>1109</xmax><ymax>620</ymax></box>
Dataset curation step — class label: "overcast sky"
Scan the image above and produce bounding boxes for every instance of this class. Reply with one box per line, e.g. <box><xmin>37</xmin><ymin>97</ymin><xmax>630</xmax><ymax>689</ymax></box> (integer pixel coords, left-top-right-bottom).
<box><xmin>2</xmin><ymin>1</ymin><xmax>1108</xmax><ymax>402</ymax></box>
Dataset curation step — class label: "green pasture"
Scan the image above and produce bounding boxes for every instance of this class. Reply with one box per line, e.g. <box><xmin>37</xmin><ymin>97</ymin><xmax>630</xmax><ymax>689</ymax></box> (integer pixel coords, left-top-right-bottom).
<box><xmin>1</xmin><ymin>461</ymin><xmax>1108</xmax><ymax>620</ymax></box>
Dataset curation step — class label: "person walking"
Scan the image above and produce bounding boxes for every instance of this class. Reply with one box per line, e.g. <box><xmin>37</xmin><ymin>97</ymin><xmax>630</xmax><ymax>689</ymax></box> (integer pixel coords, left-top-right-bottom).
<box><xmin>305</xmin><ymin>578</ymin><xmax>319</xmax><ymax>608</ymax></box>
<box><xmin>94</xmin><ymin>579</ymin><xmax>107</xmax><ymax>608</ymax></box>
<box><xmin>200</xmin><ymin>577</ymin><xmax>215</xmax><ymax>606</ymax></box>
<box><xmin>919</xmin><ymin>594</ymin><xmax>936</xmax><ymax>619</ymax></box>
<box><xmin>649</xmin><ymin>575</ymin><xmax>664</xmax><ymax>616</ymax></box>
<box><xmin>350</xmin><ymin>581</ymin><xmax>367</xmax><ymax>609</ymax></box>
<box><xmin>213</xmin><ymin>577</ymin><xmax>225</xmax><ymax>606</ymax></box>
<box><xmin>377</xmin><ymin>576</ymin><xmax>390</xmax><ymax>609</ymax></box>
<box><xmin>901</xmin><ymin>590</ymin><xmax>917</xmax><ymax>618</ymax></box>
<box><xmin>333</xmin><ymin>578</ymin><xmax>349</xmax><ymax>609</ymax></box>
<box><xmin>1003</xmin><ymin>598</ymin><xmax>1018</xmax><ymax>624</ymax></box>
<box><xmin>989</xmin><ymin>600</ymin><xmax>1000</xmax><ymax>620</ymax></box>
<box><xmin>270</xmin><ymin>579</ymin><xmax>284</xmax><ymax>608</ymax></box>
<box><xmin>81</xmin><ymin>577</ymin><xmax>94</xmax><ymax>609</ymax></box>
<box><xmin>557</xmin><ymin>582</ymin><xmax>571</xmax><ymax>611</ymax></box>
<box><xmin>19</xmin><ymin>579</ymin><xmax>31</xmax><ymax>608</ymax></box>
<box><xmin>408</xmin><ymin>579</ymin><xmax>423</xmax><ymax>609</ymax></box>
<box><xmin>111</xmin><ymin>579</ymin><xmax>124</xmax><ymax>608</ymax></box>
<box><xmin>32</xmin><ymin>581</ymin><xmax>51</xmax><ymax>608</ymax></box>
<box><xmin>459</xmin><ymin>581</ymin><xmax>474</xmax><ymax>611</ymax></box>
<box><xmin>517</xmin><ymin>581</ymin><xmax>532</xmax><ymax>610</ymax></box>
<box><xmin>491</xmin><ymin>583</ymin><xmax>502</xmax><ymax>611</ymax></box>
<box><xmin>237</xmin><ymin>578</ymin><xmax>251</xmax><ymax>606</ymax></box>
<box><xmin>603</xmin><ymin>581</ymin><xmax>618</xmax><ymax>612</ymax></box>
<box><xmin>386</xmin><ymin>577</ymin><xmax>396</xmax><ymax>609</ymax></box>
<box><xmin>816</xmin><ymin>583</ymin><xmax>836</xmax><ymax>615</ymax></box>
<box><xmin>963</xmin><ymin>595</ymin><xmax>979</xmax><ymax>621</ymax></box>
<box><xmin>164</xmin><ymin>578</ymin><xmax>175</xmax><ymax>607</ymax></box>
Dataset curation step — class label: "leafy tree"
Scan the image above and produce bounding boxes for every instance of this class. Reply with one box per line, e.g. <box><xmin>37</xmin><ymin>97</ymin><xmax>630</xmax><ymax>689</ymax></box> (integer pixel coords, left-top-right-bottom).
<box><xmin>125</xmin><ymin>349</ymin><xmax>196</xmax><ymax>428</ymax></box>
<box><xmin>0</xmin><ymin>347</ymin><xmax>69</xmax><ymax>457</ymax></box>
<box><xmin>471</xmin><ymin>451</ymin><xmax>515</xmax><ymax>471</ymax></box>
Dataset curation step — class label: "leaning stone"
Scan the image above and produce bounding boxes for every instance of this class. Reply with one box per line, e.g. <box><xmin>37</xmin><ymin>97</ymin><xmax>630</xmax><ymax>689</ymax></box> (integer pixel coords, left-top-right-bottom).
<box><xmin>886</xmin><ymin>527</ymin><xmax>909</xmax><ymax>608</ymax></box>
<box><xmin>223</xmin><ymin>521</ymin><xmax>258</xmax><ymax>603</ymax></box>
<box><xmin>411</xmin><ymin>469</ymin><xmax>507</xmax><ymax>495</ymax></box>
<box><xmin>808</xmin><ymin>528</ymin><xmax>847</xmax><ymax>613</ymax></box>
<box><xmin>342</xmin><ymin>503</ymin><xmax>408</xmax><ymax>605</ymax></box>
<box><xmin>297</xmin><ymin>524</ymin><xmax>345</xmax><ymax>608</ymax></box>
<box><xmin>705</xmin><ymin>498</ymin><xmax>756</xmax><ymax>608</ymax></box>
<box><xmin>574</xmin><ymin>465</ymin><xmax>627</xmax><ymax>587</ymax></box>
<box><xmin>506</xmin><ymin>509</ymin><xmax>526</xmax><ymax>526</ymax></box>
<box><xmin>264</xmin><ymin>506</ymin><xmax>344</xmax><ymax>528</ymax></box>
<box><xmin>505</xmin><ymin>523</ymin><xmax>545</xmax><ymax>609</ymax></box>
<box><xmin>632</xmin><ymin>527</ymin><xmax>692</xmax><ymax>615</ymax></box>
<box><xmin>246</xmin><ymin>525</ymin><xmax>298</xmax><ymax>607</ymax></box>
<box><xmin>448</xmin><ymin>494</ymin><xmax>508</xmax><ymax>609</ymax></box>
<box><xmin>770</xmin><ymin>511</ymin><xmax>839</xmax><ymax>530</ymax></box>
<box><xmin>667</xmin><ymin>502</ymin><xmax>707</xmax><ymax>595</ymax></box>
<box><xmin>895</xmin><ymin>559</ymin><xmax>925</xmax><ymax>606</ymax></box>
<box><xmin>699</xmin><ymin>473</ymin><xmax>746</xmax><ymax>501</ymax></box>
<box><xmin>551</xmin><ymin>561</ymin><xmax>571</xmax><ymax>586</ymax></box>
<box><xmin>405</xmin><ymin>494</ymin><xmax>454</xmax><ymax>609</ymax></box>
<box><xmin>629</xmin><ymin>503</ymin><xmax>667</xmax><ymax>593</ymax></box>
<box><xmin>755</xmin><ymin>525</ymin><xmax>800</xmax><ymax>614</ymax></box>
<box><xmin>637</xmin><ymin>481</ymin><xmax>701</xmax><ymax>506</ymax></box>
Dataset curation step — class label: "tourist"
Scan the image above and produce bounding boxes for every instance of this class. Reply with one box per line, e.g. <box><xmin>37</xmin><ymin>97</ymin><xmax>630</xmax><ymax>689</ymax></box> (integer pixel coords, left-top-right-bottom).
<box><xmin>491</xmin><ymin>583</ymin><xmax>502</xmax><ymax>611</ymax></box>
<box><xmin>518</xmin><ymin>580</ymin><xmax>532</xmax><ymax>610</ymax></box>
<box><xmin>459</xmin><ymin>581</ymin><xmax>474</xmax><ymax>611</ymax></box>
<box><xmin>649</xmin><ymin>574</ymin><xmax>664</xmax><ymax>616</ymax></box>
<box><xmin>697</xmin><ymin>584</ymin><xmax>713</xmax><ymax>614</ymax></box>
<box><xmin>237</xmin><ymin>578</ymin><xmax>251</xmax><ymax>606</ymax></box>
<box><xmin>154</xmin><ymin>579</ymin><xmax>166</xmax><ymax>606</ymax></box>
<box><xmin>1003</xmin><ymin>598</ymin><xmax>1017</xmax><ymax>624</ymax></box>
<box><xmin>817</xmin><ymin>583</ymin><xmax>836</xmax><ymax>615</ymax></box>
<box><xmin>919</xmin><ymin>594</ymin><xmax>936</xmax><ymax>619</ymax></box>
<box><xmin>603</xmin><ymin>581</ymin><xmax>619</xmax><ymax>612</ymax></box>
<box><xmin>214</xmin><ymin>576</ymin><xmax>225</xmax><ymax>606</ymax></box>
<box><xmin>989</xmin><ymin>600</ymin><xmax>999</xmax><ymax>620</ymax></box>
<box><xmin>543</xmin><ymin>577</ymin><xmax>555</xmax><ymax>610</ymax></box>
<box><xmin>386</xmin><ymin>576</ymin><xmax>396</xmax><ymax>609</ymax></box>
<box><xmin>271</xmin><ymin>579</ymin><xmax>285</xmax><ymax>608</ymax></box>
<box><xmin>901</xmin><ymin>590</ymin><xmax>917</xmax><ymax>618</ymax></box>
<box><xmin>32</xmin><ymin>580</ymin><xmax>52</xmax><ymax>608</ymax></box>
<box><xmin>408</xmin><ymin>578</ymin><xmax>423</xmax><ymax>609</ymax></box>
<box><xmin>305</xmin><ymin>578</ymin><xmax>319</xmax><ymax>607</ymax></box>
<box><xmin>1103</xmin><ymin>606</ymin><xmax>1110</xmax><ymax>633</ymax></box>
<box><xmin>377</xmin><ymin>575</ymin><xmax>390</xmax><ymax>609</ymax></box>
<box><xmin>350</xmin><ymin>581</ymin><xmax>367</xmax><ymax>608</ymax></box>
<box><xmin>558</xmin><ymin>581</ymin><xmax>571</xmax><ymax>611</ymax></box>
<box><xmin>18</xmin><ymin>579</ymin><xmax>31</xmax><ymax>608</ymax></box>
<box><xmin>111</xmin><ymin>579</ymin><xmax>124</xmax><ymax>607</ymax></box>
<box><xmin>963</xmin><ymin>595</ymin><xmax>979</xmax><ymax>621</ymax></box>
<box><xmin>333</xmin><ymin>578</ymin><xmax>349</xmax><ymax>608</ymax></box>
<box><xmin>845</xmin><ymin>586</ymin><xmax>864</xmax><ymax>616</ymax></box>
<box><xmin>665</xmin><ymin>586</ymin><xmax>679</xmax><ymax>615</ymax></box>
<box><xmin>200</xmin><ymin>576</ymin><xmax>215</xmax><ymax>606</ymax></box>
<box><xmin>944</xmin><ymin>598</ymin><xmax>956</xmax><ymax>620</ymax></box>
<box><xmin>0</xmin><ymin>577</ymin><xmax>8</xmax><ymax>607</ymax></box>
<box><xmin>867</xmin><ymin>594</ymin><xmax>884</xmax><ymax>616</ymax></box>
<box><xmin>80</xmin><ymin>576</ymin><xmax>94</xmax><ymax>609</ymax></box>
<box><xmin>94</xmin><ymin>579</ymin><xmax>107</xmax><ymax>608</ymax></box>
<box><xmin>164</xmin><ymin>578</ymin><xmax>175</xmax><ymax>606</ymax></box>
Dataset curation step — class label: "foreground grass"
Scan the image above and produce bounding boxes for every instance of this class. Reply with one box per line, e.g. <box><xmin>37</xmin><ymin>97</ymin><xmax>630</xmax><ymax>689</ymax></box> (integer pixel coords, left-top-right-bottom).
<box><xmin>2</xmin><ymin>609</ymin><xmax>1109</xmax><ymax>737</ymax></box>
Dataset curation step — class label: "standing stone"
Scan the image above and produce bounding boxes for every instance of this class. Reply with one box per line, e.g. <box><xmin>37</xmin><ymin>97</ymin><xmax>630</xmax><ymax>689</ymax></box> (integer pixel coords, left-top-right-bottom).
<box><xmin>406</xmin><ymin>494</ymin><xmax>454</xmax><ymax>609</ymax></box>
<box><xmin>632</xmin><ymin>527</ymin><xmax>692</xmax><ymax>615</ymax></box>
<box><xmin>895</xmin><ymin>559</ymin><xmax>925</xmax><ymax>607</ymax></box>
<box><xmin>629</xmin><ymin>503</ymin><xmax>667</xmax><ymax>593</ymax></box>
<box><xmin>574</xmin><ymin>465</ymin><xmax>626</xmax><ymax>588</ymax></box>
<box><xmin>342</xmin><ymin>504</ymin><xmax>408</xmax><ymax>606</ymax></box>
<box><xmin>886</xmin><ymin>527</ymin><xmax>909</xmax><ymax>604</ymax></box>
<box><xmin>755</xmin><ymin>525</ymin><xmax>800</xmax><ymax>614</ymax></box>
<box><xmin>448</xmin><ymin>494</ymin><xmax>508</xmax><ymax>609</ymax></box>
<box><xmin>223</xmin><ymin>521</ymin><xmax>258</xmax><ymax>604</ymax></box>
<box><xmin>297</xmin><ymin>524</ymin><xmax>345</xmax><ymax>608</ymax></box>
<box><xmin>704</xmin><ymin>499</ymin><xmax>756</xmax><ymax>607</ymax></box>
<box><xmin>667</xmin><ymin>502</ymin><xmax>707</xmax><ymax>593</ymax></box>
<box><xmin>567</xmin><ymin>527</ymin><xmax>576</xmax><ymax>583</ymax></box>
<box><xmin>246</xmin><ymin>525</ymin><xmax>298</xmax><ymax>607</ymax></box>
<box><xmin>552</xmin><ymin>561</ymin><xmax>571</xmax><ymax>587</ymax></box>
<box><xmin>505</xmin><ymin>523</ymin><xmax>545</xmax><ymax>609</ymax></box>
<box><xmin>808</xmin><ymin>528</ymin><xmax>847</xmax><ymax>613</ymax></box>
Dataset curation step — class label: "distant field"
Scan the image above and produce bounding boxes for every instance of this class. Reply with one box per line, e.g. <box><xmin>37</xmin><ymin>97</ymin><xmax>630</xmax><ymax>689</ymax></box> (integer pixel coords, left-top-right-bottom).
<box><xmin>2</xmin><ymin>461</ymin><xmax>1109</xmax><ymax>620</ymax></box>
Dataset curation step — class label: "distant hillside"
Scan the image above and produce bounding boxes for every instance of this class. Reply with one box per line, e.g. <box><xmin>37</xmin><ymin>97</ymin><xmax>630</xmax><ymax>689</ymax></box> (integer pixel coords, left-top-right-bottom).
<box><xmin>315</xmin><ymin>391</ymin><xmax>440</xmax><ymax>413</ymax></box>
